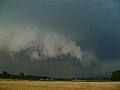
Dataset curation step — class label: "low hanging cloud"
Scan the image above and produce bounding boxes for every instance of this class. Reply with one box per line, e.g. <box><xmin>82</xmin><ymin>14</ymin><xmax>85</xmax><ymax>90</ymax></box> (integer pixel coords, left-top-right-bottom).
<box><xmin>0</xmin><ymin>26</ymin><xmax>97</xmax><ymax>65</ymax></box>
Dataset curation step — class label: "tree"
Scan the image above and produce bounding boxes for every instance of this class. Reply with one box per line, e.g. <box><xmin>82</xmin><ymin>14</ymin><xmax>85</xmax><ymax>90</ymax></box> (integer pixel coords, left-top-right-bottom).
<box><xmin>19</xmin><ymin>72</ymin><xmax>24</xmax><ymax>79</ymax></box>
<box><xmin>2</xmin><ymin>71</ymin><xmax>10</xmax><ymax>78</ymax></box>
<box><xmin>111</xmin><ymin>70</ymin><xmax>120</xmax><ymax>81</ymax></box>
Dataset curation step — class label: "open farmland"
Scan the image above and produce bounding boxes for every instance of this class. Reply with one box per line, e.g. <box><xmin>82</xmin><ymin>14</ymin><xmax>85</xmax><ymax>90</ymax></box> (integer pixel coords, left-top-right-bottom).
<box><xmin>0</xmin><ymin>80</ymin><xmax>120</xmax><ymax>90</ymax></box>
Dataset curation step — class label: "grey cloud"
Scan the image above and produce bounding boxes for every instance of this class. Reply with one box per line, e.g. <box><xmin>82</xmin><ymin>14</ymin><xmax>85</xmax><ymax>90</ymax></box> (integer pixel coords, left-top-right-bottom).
<box><xmin>0</xmin><ymin>26</ymin><xmax>97</xmax><ymax>66</ymax></box>
<box><xmin>0</xmin><ymin>0</ymin><xmax>120</xmax><ymax>77</ymax></box>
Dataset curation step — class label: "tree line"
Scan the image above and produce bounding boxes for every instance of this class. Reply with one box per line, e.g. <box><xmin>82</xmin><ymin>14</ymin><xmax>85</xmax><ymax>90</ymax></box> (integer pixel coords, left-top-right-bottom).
<box><xmin>0</xmin><ymin>71</ymin><xmax>51</xmax><ymax>80</ymax></box>
<box><xmin>0</xmin><ymin>70</ymin><xmax>120</xmax><ymax>81</ymax></box>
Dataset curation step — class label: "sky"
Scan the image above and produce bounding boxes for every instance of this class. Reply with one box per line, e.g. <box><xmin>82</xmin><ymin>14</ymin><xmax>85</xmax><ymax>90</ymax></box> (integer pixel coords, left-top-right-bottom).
<box><xmin>0</xmin><ymin>0</ymin><xmax>120</xmax><ymax>78</ymax></box>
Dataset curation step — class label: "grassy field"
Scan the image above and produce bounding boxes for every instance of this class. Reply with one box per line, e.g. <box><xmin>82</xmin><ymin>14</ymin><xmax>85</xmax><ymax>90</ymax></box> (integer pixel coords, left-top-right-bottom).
<box><xmin>0</xmin><ymin>80</ymin><xmax>120</xmax><ymax>90</ymax></box>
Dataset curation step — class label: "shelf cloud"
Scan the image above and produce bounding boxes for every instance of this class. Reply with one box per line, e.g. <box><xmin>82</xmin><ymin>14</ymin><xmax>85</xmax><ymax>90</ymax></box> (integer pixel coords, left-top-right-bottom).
<box><xmin>0</xmin><ymin>26</ymin><xmax>97</xmax><ymax>66</ymax></box>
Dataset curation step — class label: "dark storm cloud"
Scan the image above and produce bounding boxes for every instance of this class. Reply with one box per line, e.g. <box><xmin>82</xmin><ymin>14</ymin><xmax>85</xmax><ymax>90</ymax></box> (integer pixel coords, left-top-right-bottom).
<box><xmin>0</xmin><ymin>0</ymin><xmax>120</xmax><ymax>77</ymax></box>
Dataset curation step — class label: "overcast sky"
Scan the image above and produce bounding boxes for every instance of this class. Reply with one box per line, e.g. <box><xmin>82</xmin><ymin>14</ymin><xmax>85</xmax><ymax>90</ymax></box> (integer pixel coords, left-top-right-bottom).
<box><xmin>0</xmin><ymin>0</ymin><xmax>120</xmax><ymax>78</ymax></box>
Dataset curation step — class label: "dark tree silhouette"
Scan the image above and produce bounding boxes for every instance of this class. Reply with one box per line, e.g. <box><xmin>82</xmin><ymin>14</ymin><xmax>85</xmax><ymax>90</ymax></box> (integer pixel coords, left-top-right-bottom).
<box><xmin>111</xmin><ymin>70</ymin><xmax>120</xmax><ymax>81</ymax></box>
<box><xmin>2</xmin><ymin>71</ymin><xmax>10</xmax><ymax>78</ymax></box>
<box><xmin>19</xmin><ymin>72</ymin><xmax>25</xmax><ymax>79</ymax></box>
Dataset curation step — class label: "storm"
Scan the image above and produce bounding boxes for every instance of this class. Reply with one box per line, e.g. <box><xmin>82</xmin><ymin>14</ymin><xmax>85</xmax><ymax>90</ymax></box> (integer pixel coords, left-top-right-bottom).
<box><xmin>0</xmin><ymin>0</ymin><xmax>120</xmax><ymax>78</ymax></box>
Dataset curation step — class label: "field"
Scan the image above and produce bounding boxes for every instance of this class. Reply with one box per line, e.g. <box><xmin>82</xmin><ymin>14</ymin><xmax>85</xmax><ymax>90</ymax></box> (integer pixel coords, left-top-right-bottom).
<box><xmin>0</xmin><ymin>80</ymin><xmax>120</xmax><ymax>90</ymax></box>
